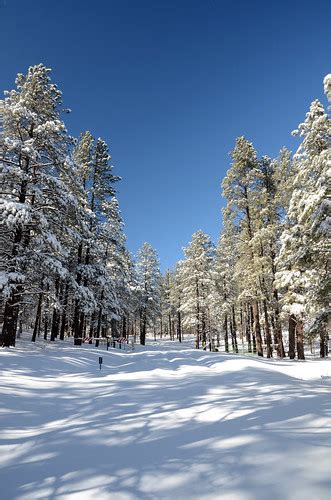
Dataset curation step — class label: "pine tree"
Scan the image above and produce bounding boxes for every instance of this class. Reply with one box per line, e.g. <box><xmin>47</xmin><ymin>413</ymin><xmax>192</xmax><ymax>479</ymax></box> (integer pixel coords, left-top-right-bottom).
<box><xmin>222</xmin><ymin>137</ymin><xmax>264</xmax><ymax>356</ymax></box>
<box><xmin>135</xmin><ymin>242</ymin><xmax>161</xmax><ymax>345</ymax></box>
<box><xmin>0</xmin><ymin>64</ymin><xmax>79</xmax><ymax>346</ymax></box>
<box><xmin>179</xmin><ymin>230</ymin><xmax>215</xmax><ymax>349</ymax></box>
<box><xmin>276</xmin><ymin>80</ymin><xmax>330</xmax><ymax>358</ymax></box>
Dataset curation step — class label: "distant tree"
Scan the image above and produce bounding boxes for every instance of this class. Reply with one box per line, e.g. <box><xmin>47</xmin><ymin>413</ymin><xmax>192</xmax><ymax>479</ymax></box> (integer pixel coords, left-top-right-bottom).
<box><xmin>179</xmin><ymin>230</ymin><xmax>215</xmax><ymax>349</ymax></box>
<box><xmin>136</xmin><ymin>243</ymin><xmax>161</xmax><ymax>345</ymax></box>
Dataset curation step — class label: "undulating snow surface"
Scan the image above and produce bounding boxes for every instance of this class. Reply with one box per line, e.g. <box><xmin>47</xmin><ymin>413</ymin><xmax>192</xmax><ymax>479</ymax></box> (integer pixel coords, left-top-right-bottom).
<box><xmin>0</xmin><ymin>338</ymin><xmax>330</xmax><ymax>499</ymax></box>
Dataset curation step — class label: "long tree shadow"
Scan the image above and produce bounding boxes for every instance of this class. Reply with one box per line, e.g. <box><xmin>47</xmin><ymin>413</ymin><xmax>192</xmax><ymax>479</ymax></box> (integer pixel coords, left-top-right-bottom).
<box><xmin>0</xmin><ymin>345</ymin><xmax>330</xmax><ymax>499</ymax></box>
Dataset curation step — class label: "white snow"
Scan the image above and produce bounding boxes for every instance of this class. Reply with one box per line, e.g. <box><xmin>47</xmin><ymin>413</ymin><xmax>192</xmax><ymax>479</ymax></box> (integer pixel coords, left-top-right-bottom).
<box><xmin>0</xmin><ymin>338</ymin><xmax>330</xmax><ymax>499</ymax></box>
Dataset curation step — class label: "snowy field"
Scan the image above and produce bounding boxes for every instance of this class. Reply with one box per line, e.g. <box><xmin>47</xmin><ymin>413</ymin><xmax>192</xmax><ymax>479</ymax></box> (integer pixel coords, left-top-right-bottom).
<box><xmin>0</xmin><ymin>338</ymin><xmax>331</xmax><ymax>500</ymax></box>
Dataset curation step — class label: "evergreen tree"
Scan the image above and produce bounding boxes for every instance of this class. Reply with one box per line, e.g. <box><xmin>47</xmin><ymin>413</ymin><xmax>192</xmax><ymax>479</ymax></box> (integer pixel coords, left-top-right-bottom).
<box><xmin>136</xmin><ymin>243</ymin><xmax>161</xmax><ymax>345</ymax></box>
<box><xmin>0</xmin><ymin>64</ymin><xmax>79</xmax><ymax>346</ymax></box>
<box><xmin>179</xmin><ymin>230</ymin><xmax>215</xmax><ymax>349</ymax></box>
<box><xmin>276</xmin><ymin>83</ymin><xmax>330</xmax><ymax>358</ymax></box>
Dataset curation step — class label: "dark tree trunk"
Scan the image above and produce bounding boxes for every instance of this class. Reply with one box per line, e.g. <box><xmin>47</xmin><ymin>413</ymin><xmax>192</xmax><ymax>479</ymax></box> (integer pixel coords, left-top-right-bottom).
<box><xmin>95</xmin><ymin>297</ymin><xmax>103</xmax><ymax>348</ymax></box>
<box><xmin>195</xmin><ymin>279</ymin><xmax>200</xmax><ymax>349</ymax></box>
<box><xmin>319</xmin><ymin>330</ymin><xmax>326</xmax><ymax>358</ymax></box>
<box><xmin>325</xmin><ymin>333</ymin><xmax>329</xmax><ymax>357</ymax></box>
<box><xmin>296</xmin><ymin>319</ymin><xmax>305</xmax><ymax>360</ymax></box>
<box><xmin>224</xmin><ymin>314</ymin><xmax>229</xmax><ymax>353</ymax></box>
<box><xmin>273</xmin><ymin>289</ymin><xmax>285</xmax><ymax>358</ymax></box>
<box><xmin>32</xmin><ymin>291</ymin><xmax>43</xmax><ymax>342</ymax></box>
<box><xmin>73</xmin><ymin>243</ymin><xmax>83</xmax><ymax>345</ymax></box>
<box><xmin>253</xmin><ymin>300</ymin><xmax>263</xmax><ymax>356</ymax></box>
<box><xmin>50</xmin><ymin>280</ymin><xmax>60</xmax><ymax>341</ymax></box>
<box><xmin>140</xmin><ymin>308</ymin><xmax>147</xmax><ymax>345</ymax></box>
<box><xmin>122</xmin><ymin>316</ymin><xmax>127</xmax><ymax>339</ymax></box>
<box><xmin>44</xmin><ymin>313</ymin><xmax>48</xmax><ymax>340</ymax></box>
<box><xmin>231</xmin><ymin>305</ymin><xmax>238</xmax><ymax>353</ymax></box>
<box><xmin>288</xmin><ymin>314</ymin><xmax>296</xmax><ymax>359</ymax></box>
<box><xmin>263</xmin><ymin>299</ymin><xmax>273</xmax><ymax>358</ymax></box>
<box><xmin>2</xmin><ymin>292</ymin><xmax>20</xmax><ymax>347</ymax></box>
<box><xmin>1</xmin><ymin>174</ymin><xmax>30</xmax><ymax>347</ymax></box>
<box><xmin>177</xmin><ymin>309</ymin><xmax>182</xmax><ymax>343</ymax></box>
<box><xmin>250</xmin><ymin>305</ymin><xmax>256</xmax><ymax>353</ymax></box>
<box><xmin>246</xmin><ymin>303</ymin><xmax>252</xmax><ymax>352</ymax></box>
<box><xmin>201</xmin><ymin>312</ymin><xmax>207</xmax><ymax>345</ymax></box>
<box><xmin>59</xmin><ymin>283</ymin><xmax>69</xmax><ymax>341</ymax></box>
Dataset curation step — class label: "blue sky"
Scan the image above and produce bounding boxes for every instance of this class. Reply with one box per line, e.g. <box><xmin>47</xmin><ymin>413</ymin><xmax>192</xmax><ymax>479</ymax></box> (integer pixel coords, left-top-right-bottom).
<box><xmin>1</xmin><ymin>0</ymin><xmax>330</xmax><ymax>270</ymax></box>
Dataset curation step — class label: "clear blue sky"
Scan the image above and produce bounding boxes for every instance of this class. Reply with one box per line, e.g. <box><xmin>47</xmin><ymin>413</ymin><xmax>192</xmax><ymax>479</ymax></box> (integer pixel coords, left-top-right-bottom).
<box><xmin>1</xmin><ymin>0</ymin><xmax>330</xmax><ymax>270</ymax></box>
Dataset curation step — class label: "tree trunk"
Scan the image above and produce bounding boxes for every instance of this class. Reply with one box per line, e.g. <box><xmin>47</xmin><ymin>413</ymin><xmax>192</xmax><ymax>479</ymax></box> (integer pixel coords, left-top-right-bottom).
<box><xmin>224</xmin><ymin>314</ymin><xmax>229</xmax><ymax>353</ymax></box>
<box><xmin>140</xmin><ymin>308</ymin><xmax>147</xmax><ymax>345</ymax></box>
<box><xmin>177</xmin><ymin>309</ymin><xmax>182</xmax><ymax>343</ymax></box>
<box><xmin>122</xmin><ymin>316</ymin><xmax>127</xmax><ymax>339</ymax></box>
<box><xmin>32</xmin><ymin>291</ymin><xmax>43</xmax><ymax>342</ymax></box>
<box><xmin>1</xmin><ymin>175</ymin><xmax>29</xmax><ymax>347</ymax></box>
<box><xmin>250</xmin><ymin>305</ymin><xmax>256</xmax><ymax>353</ymax></box>
<box><xmin>319</xmin><ymin>330</ymin><xmax>326</xmax><ymax>358</ymax></box>
<box><xmin>296</xmin><ymin>319</ymin><xmax>305</xmax><ymax>360</ymax></box>
<box><xmin>246</xmin><ymin>303</ymin><xmax>252</xmax><ymax>352</ymax></box>
<box><xmin>1</xmin><ymin>292</ymin><xmax>20</xmax><ymax>347</ymax></box>
<box><xmin>231</xmin><ymin>305</ymin><xmax>238</xmax><ymax>353</ymax></box>
<box><xmin>95</xmin><ymin>306</ymin><xmax>103</xmax><ymax>348</ymax></box>
<box><xmin>263</xmin><ymin>299</ymin><xmax>272</xmax><ymax>358</ymax></box>
<box><xmin>273</xmin><ymin>289</ymin><xmax>285</xmax><ymax>358</ymax></box>
<box><xmin>59</xmin><ymin>283</ymin><xmax>69</xmax><ymax>341</ymax></box>
<box><xmin>73</xmin><ymin>243</ymin><xmax>83</xmax><ymax>345</ymax></box>
<box><xmin>288</xmin><ymin>314</ymin><xmax>296</xmax><ymax>359</ymax></box>
<box><xmin>253</xmin><ymin>300</ymin><xmax>263</xmax><ymax>356</ymax></box>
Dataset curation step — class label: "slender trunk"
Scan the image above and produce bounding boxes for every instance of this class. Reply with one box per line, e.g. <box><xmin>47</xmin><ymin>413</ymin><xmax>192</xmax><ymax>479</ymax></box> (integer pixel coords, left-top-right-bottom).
<box><xmin>140</xmin><ymin>308</ymin><xmax>147</xmax><ymax>345</ymax></box>
<box><xmin>240</xmin><ymin>306</ymin><xmax>244</xmax><ymax>342</ymax></box>
<box><xmin>296</xmin><ymin>319</ymin><xmax>305</xmax><ymax>360</ymax></box>
<box><xmin>95</xmin><ymin>307</ymin><xmax>103</xmax><ymax>348</ymax></box>
<box><xmin>224</xmin><ymin>314</ymin><xmax>229</xmax><ymax>352</ymax></box>
<box><xmin>168</xmin><ymin>314</ymin><xmax>172</xmax><ymax>340</ymax></box>
<box><xmin>201</xmin><ymin>311</ymin><xmax>207</xmax><ymax>345</ymax></box>
<box><xmin>59</xmin><ymin>283</ymin><xmax>69</xmax><ymax>341</ymax></box>
<box><xmin>273</xmin><ymin>289</ymin><xmax>285</xmax><ymax>357</ymax></box>
<box><xmin>288</xmin><ymin>314</ymin><xmax>296</xmax><ymax>359</ymax></box>
<box><xmin>231</xmin><ymin>305</ymin><xmax>238</xmax><ymax>353</ymax></box>
<box><xmin>246</xmin><ymin>303</ymin><xmax>252</xmax><ymax>352</ymax></box>
<box><xmin>73</xmin><ymin>243</ymin><xmax>83</xmax><ymax>345</ymax></box>
<box><xmin>325</xmin><ymin>333</ymin><xmax>329</xmax><ymax>357</ymax></box>
<box><xmin>32</xmin><ymin>291</ymin><xmax>43</xmax><ymax>342</ymax></box>
<box><xmin>263</xmin><ymin>299</ymin><xmax>272</xmax><ymax>358</ymax></box>
<box><xmin>196</xmin><ymin>278</ymin><xmax>200</xmax><ymax>349</ymax></box>
<box><xmin>250</xmin><ymin>305</ymin><xmax>256</xmax><ymax>353</ymax></box>
<box><xmin>177</xmin><ymin>309</ymin><xmax>182</xmax><ymax>343</ymax></box>
<box><xmin>122</xmin><ymin>316</ymin><xmax>127</xmax><ymax>339</ymax></box>
<box><xmin>50</xmin><ymin>280</ymin><xmax>60</xmax><ymax>341</ymax></box>
<box><xmin>253</xmin><ymin>300</ymin><xmax>263</xmax><ymax>356</ymax></box>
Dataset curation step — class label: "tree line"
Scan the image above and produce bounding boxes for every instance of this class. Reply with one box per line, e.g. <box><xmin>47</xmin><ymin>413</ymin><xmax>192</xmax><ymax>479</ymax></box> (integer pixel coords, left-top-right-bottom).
<box><xmin>1</xmin><ymin>65</ymin><xmax>330</xmax><ymax>358</ymax></box>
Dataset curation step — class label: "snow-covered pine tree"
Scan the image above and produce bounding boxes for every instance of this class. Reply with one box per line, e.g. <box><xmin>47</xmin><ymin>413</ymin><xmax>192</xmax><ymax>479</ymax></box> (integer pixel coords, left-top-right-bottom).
<box><xmin>159</xmin><ymin>270</ymin><xmax>177</xmax><ymax>340</ymax></box>
<box><xmin>179</xmin><ymin>230</ymin><xmax>215</xmax><ymax>349</ymax></box>
<box><xmin>276</xmin><ymin>79</ymin><xmax>330</xmax><ymax>358</ymax></box>
<box><xmin>222</xmin><ymin>137</ymin><xmax>264</xmax><ymax>356</ymax></box>
<box><xmin>169</xmin><ymin>263</ymin><xmax>184</xmax><ymax>342</ymax></box>
<box><xmin>72</xmin><ymin>134</ymin><xmax>120</xmax><ymax>344</ymax></box>
<box><xmin>213</xmin><ymin>223</ymin><xmax>239</xmax><ymax>353</ymax></box>
<box><xmin>0</xmin><ymin>64</ymin><xmax>79</xmax><ymax>347</ymax></box>
<box><xmin>135</xmin><ymin>242</ymin><xmax>161</xmax><ymax>345</ymax></box>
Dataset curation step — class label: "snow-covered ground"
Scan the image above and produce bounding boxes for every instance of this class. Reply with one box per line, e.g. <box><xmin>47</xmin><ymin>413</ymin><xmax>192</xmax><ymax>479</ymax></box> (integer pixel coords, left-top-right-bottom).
<box><xmin>0</xmin><ymin>338</ymin><xmax>330</xmax><ymax>500</ymax></box>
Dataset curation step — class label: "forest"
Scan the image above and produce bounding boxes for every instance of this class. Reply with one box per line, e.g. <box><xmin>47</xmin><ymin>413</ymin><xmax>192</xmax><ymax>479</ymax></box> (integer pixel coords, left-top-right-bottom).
<box><xmin>0</xmin><ymin>64</ymin><xmax>330</xmax><ymax>358</ymax></box>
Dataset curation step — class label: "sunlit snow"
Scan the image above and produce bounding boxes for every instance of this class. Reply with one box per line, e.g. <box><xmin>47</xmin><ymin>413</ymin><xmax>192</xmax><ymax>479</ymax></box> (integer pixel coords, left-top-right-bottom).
<box><xmin>0</xmin><ymin>338</ymin><xmax>330</xmax><ymax>499</ymax></box>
